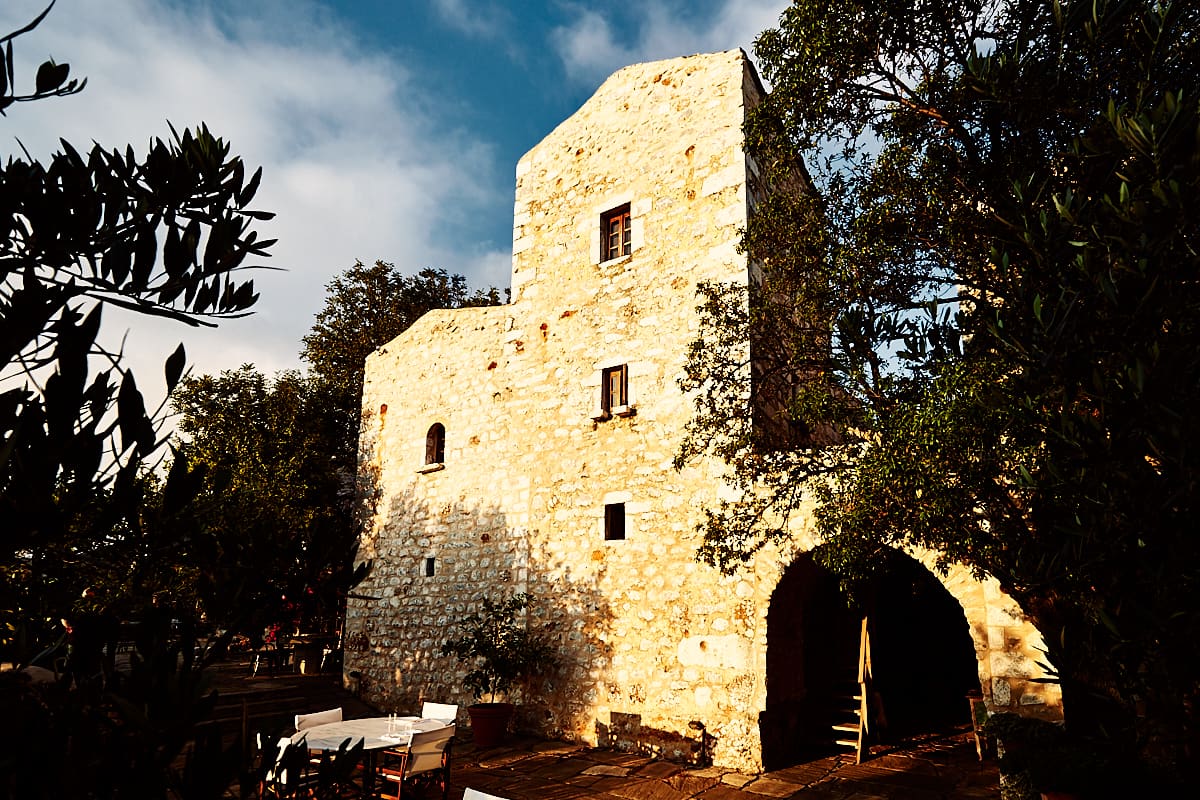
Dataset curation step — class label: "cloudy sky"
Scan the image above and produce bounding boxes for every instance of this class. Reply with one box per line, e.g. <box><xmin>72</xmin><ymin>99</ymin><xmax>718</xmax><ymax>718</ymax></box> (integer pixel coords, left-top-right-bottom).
<box><xmin>2</xmin><ymin>0</ymin><xmax>788</xmax><ymax>395</ymax></box>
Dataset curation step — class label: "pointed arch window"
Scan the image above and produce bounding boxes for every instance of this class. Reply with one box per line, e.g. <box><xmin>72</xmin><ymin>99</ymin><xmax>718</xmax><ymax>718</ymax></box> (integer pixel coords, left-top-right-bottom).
<box><xmin>425</xmin><ymin>423</ymin><xmax>445</xmax><ymax>465</ymax></box>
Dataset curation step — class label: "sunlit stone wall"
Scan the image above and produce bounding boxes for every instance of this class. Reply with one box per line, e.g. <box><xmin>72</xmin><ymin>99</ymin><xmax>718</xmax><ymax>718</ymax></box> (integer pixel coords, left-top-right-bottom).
<box><xmin>343</xmin><ymin>50</ymin><xmax>1060</xmax><ymax>773</ymax></box>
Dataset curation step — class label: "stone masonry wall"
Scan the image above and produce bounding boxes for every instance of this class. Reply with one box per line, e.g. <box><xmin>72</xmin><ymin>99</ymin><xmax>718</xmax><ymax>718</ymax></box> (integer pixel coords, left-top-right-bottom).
<box><xmin>344</xmin><ymin>50</ymin><xmax>1060</xmax><ymax>774</ymax></box>
<box><xmin>347</xmin><ymin>50</ymin><xmax>770</xmax><ymax>771</ymax></box>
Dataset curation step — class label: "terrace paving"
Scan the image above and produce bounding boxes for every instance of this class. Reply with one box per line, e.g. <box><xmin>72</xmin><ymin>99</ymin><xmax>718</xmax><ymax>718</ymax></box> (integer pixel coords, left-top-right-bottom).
<box><xmin>450</xmin><ymin>732</ymin><xmax>998</xmax><ymax>800</ymax></box>
<box><xmin>205</xmin><ymin>656</ymin><xmax>999</xmax><ymax>799</ymax></box>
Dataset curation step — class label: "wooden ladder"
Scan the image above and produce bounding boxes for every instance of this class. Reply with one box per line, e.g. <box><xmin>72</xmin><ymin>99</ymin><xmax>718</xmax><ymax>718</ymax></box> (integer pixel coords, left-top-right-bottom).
<box><xmin>831</xmin><ymin>616</ymin><xmax>873</xmax><ymax>764</ymax></box>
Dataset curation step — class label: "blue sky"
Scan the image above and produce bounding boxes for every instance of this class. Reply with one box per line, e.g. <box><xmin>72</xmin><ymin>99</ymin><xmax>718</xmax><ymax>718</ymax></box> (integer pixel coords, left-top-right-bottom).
<box><xmin>1</xmin><ymin>0</ymin><xmax>788</xmax><ymax>390</ymax></box>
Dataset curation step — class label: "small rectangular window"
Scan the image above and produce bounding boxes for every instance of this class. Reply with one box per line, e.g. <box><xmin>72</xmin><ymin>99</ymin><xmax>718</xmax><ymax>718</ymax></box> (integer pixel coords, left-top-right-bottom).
<box><xmin>423</xmin><ymin>557</ymin><xmax>436</xmax><ymax>577</ymax></box>
<box><xmin>601</xmin><ymin>204</ymin><xmax>631</xmax><ymax>262</ymax></box>
<box><xmin>604</xmin><ymin>503</ymin><xmax>625</xmax><ymax>541</ymax></box>
<box><xmin>601</xmin><ymin>364</ymin><xmax>627</xmax><ymax>414</ymax></box>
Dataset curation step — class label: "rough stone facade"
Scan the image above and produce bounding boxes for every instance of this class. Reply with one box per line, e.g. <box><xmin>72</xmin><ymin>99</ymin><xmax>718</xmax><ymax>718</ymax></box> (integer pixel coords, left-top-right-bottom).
<box><xmin>344</xmin><ymin>50</ymin><xmax>1061</xmax><ymax>773</ymax></box>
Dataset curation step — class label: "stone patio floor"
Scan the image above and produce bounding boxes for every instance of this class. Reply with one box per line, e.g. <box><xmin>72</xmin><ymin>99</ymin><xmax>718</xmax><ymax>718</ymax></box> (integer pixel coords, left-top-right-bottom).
<box><xmin>447</xmin><ymin>731</ymin><xmax>999</xmax><ymax>800</ymax></box>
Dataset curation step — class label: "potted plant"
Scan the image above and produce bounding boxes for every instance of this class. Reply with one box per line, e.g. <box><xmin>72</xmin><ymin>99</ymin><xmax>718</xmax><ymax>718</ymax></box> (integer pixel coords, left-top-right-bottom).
<box><xmin>441</xmin><ymin>592</ymin><xmax>557</xmax><ymax>747</ymax></box>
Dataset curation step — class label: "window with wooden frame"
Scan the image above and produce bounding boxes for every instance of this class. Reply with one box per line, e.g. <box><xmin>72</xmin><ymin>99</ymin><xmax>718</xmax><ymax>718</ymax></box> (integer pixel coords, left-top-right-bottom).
<box><xmin>601</xmin><ymin>203</ymin><xmax>631</xmax><ymax>262</ymax></box>
<box><xmin>601</xmin><ymin>364</ymin><xmax>627</xmax><ymax>415</ymax></box>
<box><xmin>604</xmin><ymin>503</ymin><xmax>626</xmax><ymax>541</ymax></box>
<box><xmin>425</xmin><ymin>422</ymin><xmax>445</xmax><ymax>465</ymax></box>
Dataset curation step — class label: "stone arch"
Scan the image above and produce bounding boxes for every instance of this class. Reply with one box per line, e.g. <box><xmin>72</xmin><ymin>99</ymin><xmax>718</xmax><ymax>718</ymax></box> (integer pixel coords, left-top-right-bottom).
<box><xmin>866</xmin><ymin>550</ymin><xmax>981</xmax><ymax>736</ymax></box>
<box><xmin>761</xmin><ymin>545</ymin><xmax>994</xmax><ymax>769</ymax></box>
<box><xmin>894</xmin><ymin>547</ymin><xmax>990</xmax><ymax>689</ymax></box>
<box><xmin>900</xmin><ymin>545</ymin><xmax>1062</xmax><ymax>718</ymax></box>
<box><xmin>761</xmin><ymin>551</ymin><xmax>860</xmax><ymax>768</ymax></box>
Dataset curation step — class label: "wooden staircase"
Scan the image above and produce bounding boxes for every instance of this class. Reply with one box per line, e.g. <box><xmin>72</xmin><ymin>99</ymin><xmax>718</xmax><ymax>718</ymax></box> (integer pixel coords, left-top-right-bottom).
<box><xmin>831</xmin><ymin>616</ymin><xmax>873</xmax><ymax>764</ymax></box>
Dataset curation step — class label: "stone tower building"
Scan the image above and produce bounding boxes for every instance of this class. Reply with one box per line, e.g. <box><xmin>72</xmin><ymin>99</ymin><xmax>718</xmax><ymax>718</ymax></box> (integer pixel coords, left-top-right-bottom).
<box><xmin>344</xmin><ymin>50</ymin><xmax>1060</xmax><ymax>773</ymax></box>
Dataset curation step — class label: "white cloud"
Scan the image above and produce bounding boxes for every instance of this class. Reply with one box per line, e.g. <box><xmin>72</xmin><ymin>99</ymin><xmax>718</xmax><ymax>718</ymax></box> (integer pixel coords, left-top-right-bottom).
<box><xmin>1</xmin><ymin>0</ymin><xmax>508</xmax><ymax>391</ymax></box>
<box><xmin>1</xmin><ymin>0</ymin><xmax>792</xmax><ymax>416</ymax></box>
<box><xmin>550</xmin><ymin>0</ymin><xmax>789</xmax><ymax>86</ymax></box>
<box><xmin>460</xmin><ymin>248</ymin><xmax>515</xmax><ymax>297</ymax></box>
<box><xmin>432</xmin><ymin>0</ymin><xmax>508</xmax><ymax>40</ymax></box>
<box><xmin>549</xmin><ymin>9</ymin><xmax>635</xmax><ymax>84</ymax></box>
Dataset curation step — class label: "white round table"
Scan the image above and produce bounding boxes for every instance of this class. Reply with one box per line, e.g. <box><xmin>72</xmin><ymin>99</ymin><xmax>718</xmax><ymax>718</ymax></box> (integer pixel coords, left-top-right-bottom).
<box><xmin>289</xmin><ymin>716</ymin><xmax>452</xmax><ymax>797</ymax></box>
<box><xmin>291</xmin><ymin>716</ymin><xmax>446</xmax><ymax>751</ymax></box>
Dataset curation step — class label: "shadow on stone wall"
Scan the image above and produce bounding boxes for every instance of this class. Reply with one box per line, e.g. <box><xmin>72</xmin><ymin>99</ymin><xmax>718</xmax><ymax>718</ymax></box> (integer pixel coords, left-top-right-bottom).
<box><xmin>520</xmin><ymin>534</ymin><xmax>616</xmax><ymax>742</ymax></box>
<box><xmin>347</xmin><ymin>487</ymin><xmax>622</xmax><ymax>746</ymax></box>
<box><xmin>347</xmin><ymin>487</ymin><xmax>521</xmax><ymax>713</ymax></box>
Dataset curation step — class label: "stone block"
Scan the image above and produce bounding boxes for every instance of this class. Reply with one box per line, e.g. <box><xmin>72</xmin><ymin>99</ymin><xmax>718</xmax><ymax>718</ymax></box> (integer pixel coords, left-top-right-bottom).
<box><xmin>677</xmin><ymin>635</ymin><xmax>751</xmax><ymax>670</ymax></box>
<box><xmin>986</xmin><ymin>602</ymin><xmax>1024</xmax><ymax>627</ymax></box>
<box><xmin>992</xmin><ymin>677</ymin><xmax>1012</xmax><ymax>706</ymax></box>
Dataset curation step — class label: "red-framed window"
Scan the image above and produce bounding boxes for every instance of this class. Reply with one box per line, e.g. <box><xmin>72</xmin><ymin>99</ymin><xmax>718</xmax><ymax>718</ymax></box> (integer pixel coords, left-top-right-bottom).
<box><xmin>601</xmin><ymin>204</ymin><xmax>631</xmax><ymax>262</ymax></box>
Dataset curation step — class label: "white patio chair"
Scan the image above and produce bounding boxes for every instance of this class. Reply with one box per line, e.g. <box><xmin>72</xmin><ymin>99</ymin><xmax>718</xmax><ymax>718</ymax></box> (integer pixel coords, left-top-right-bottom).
<box><xmin>382</xmin><ymin>703</ymin><xmax>457</xmax><ymax>767</ymax></box>
<box><xmin>463</xmin><ymin>789</ymin><xmax>510</xmax><ymax>800</ymax></box>
<box><xmin>378</xmin><ymin>724</ymin><xmax>456</xmax><ymax>800</ymax></box>
<box><xmin>421</xmin><ymin>701</ymin><xmax>459</xmax><ymax>724</ymax></box>
<box><xmin>294</xmin><ymin>706</ymin><xmax>342</xmax><ymax>731</ymax></box>
<box><xmin>293</xmin><ymin>706</ymin><xmax>343</xmax><ymax>768</ymax></box>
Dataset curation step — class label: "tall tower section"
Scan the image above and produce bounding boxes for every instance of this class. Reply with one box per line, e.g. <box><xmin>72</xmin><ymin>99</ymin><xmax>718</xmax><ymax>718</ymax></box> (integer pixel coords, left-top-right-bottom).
<box><xmin>347</xmin><ymin>51</ymin><xmax>783</xmax><ymax>772</ymax></box>
<box><xmin>510</xmin><ymin>49</ymin><xmax>761</xmax><ymax>313</ymax></box>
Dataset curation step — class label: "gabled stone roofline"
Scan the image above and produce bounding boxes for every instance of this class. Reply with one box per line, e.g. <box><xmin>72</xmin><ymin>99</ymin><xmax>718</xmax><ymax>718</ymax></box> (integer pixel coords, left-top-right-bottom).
<box><xmin>367</xmin><ymin>303</ymin><xmax>510</xmax><ymax>364</ymax></box>
<box><xmin>516</xmin><ymin>49</ymin><xmax>759</xmax><ymax>172</ymax></box>
<box><xmin>371</xmin><ymin>50</ymin><xmax>764</xmax><ymax>362</ymax></box>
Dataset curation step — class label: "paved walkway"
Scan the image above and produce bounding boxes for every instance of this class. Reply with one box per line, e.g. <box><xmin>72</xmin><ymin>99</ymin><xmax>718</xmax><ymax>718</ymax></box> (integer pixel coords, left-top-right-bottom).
<box><xmin>449</xmin><ymin>732</ymin><xmax>999</xmax><ymax>799</ymax></box>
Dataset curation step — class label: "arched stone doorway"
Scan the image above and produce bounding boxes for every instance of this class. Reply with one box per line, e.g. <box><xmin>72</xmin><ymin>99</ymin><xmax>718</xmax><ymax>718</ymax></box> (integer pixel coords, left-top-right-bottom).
<box><xmin>869</xmin><ymin>552</ymin><xmax>980</xmax><ymax>737</ymax></box>
<box><xmin>762</xmin><ymin>549</ymin><xmax>980</xmax><ymax>769</ymax></box>
<box><xmin>761</xmin><ymin>552</ymin><xmax>859</xmax><ymax>769</ymax></box>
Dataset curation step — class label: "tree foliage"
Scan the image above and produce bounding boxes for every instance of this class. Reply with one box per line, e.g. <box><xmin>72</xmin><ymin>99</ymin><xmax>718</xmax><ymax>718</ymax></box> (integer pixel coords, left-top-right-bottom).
<box><xmin>171</xmin><ymin>366</ymin><xmax>366</xmax><ymax>637</ymax></box>
<box><xmin>1</xmin><ymin>4</ymin><xmax>275</xmax><ymax>797</ymax></box>
<box><xmin>1</xmin><ymin>6</ymin><xmax>272</xmax><ymax>660</ymax></box>
<box><xmin>680</xmin><ymin>0</ymin><xmax>1199</xmax><ymax>787</ymax></box>
<box><xmin>0</xmin><ymin>0</ymin><xmax>85</xmax><ymax>115</ymax></box>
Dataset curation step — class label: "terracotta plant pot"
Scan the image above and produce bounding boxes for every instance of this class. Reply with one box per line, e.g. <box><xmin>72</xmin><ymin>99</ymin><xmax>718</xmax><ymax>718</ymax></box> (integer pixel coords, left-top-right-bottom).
<box><xmin>468</xmin><ymin>702</ymin><xmax>514</xmax><ymax>748</ymax></box>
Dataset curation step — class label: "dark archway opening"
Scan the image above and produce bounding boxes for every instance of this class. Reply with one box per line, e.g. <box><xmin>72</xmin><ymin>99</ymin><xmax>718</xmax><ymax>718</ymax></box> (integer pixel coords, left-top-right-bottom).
<box><xmin>869</xmin><ymin>554</ymin><xmax>981</xmax><ymax>738</ymax></box>
<box><xmin>761</xmin><ymin>550</ymin><xmax>979</xmax><ymax>770</ymax></box>
<box><xmin>761</xmin><ymin>552</ymin><xmax>860</xmax><ymax>769</ymax></box>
